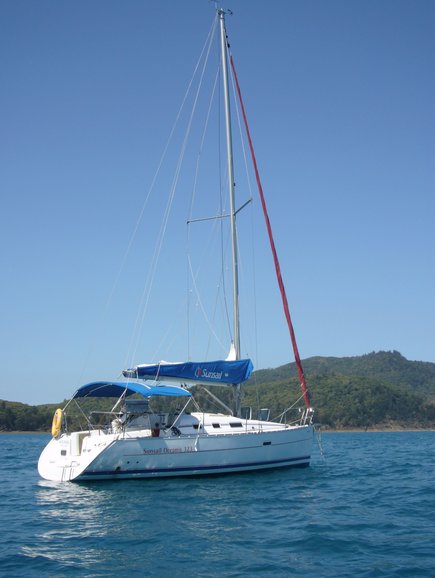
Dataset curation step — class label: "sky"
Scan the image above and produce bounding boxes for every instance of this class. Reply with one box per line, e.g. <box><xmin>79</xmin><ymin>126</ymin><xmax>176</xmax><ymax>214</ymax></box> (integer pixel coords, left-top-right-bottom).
<box><xmin>1</xmin><ymin>0</ymin><xmax>434</xmax><ymax>405</ymax></box>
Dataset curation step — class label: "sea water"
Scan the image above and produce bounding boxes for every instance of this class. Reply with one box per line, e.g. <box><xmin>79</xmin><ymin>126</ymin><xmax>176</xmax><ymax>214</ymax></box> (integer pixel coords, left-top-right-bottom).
<box><xmin>0</xmin><ymin>431</ymin><xmax>433</xmax><ymax>577</ymax></box>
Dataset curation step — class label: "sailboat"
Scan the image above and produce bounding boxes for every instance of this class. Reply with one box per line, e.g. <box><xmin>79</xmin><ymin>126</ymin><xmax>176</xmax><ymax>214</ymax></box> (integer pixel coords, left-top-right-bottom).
<box><xmin>38</xmin><ymin>9</ymin><xmax>314</xmax><ymax>482</ymax></box>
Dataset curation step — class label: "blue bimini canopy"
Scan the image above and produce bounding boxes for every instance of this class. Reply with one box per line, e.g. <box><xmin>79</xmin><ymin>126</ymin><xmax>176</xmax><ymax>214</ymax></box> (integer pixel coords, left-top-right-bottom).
<box><xmin>122</xmin><ymin>358</ymin><xmax>254</xmax><ymax>386</ymax></box>
<box><xmin>72</xmin><ymin>381</ymin><xmax>191</xmax><ymax>399</ymax></box>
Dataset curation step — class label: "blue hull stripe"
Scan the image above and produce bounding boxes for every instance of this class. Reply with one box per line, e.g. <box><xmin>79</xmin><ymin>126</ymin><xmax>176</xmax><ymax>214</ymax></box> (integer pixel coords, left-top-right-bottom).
<box><xmin>80</xmin><ymin>455</ymin><xmax>311</xmax><ymax>479</ymax></box>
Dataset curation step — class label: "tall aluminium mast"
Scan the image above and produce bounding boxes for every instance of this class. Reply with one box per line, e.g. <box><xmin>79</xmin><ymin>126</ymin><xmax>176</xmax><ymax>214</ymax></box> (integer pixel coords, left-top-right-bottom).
<box><xmin>218</xmin><ymin>9</ymin><xmax>240</xmax><ymax>362</ymax></box>
<box><xmin>218</xmin><ymin>8</ymin><xmax>242</xmax><ymax>416</ymax></box>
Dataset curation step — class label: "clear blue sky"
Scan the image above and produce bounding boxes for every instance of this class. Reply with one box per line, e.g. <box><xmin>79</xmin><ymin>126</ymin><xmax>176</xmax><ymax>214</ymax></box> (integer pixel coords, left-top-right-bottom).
<box><xmin>1</xmin><ymin>0</ymin><xmax>434</xmax><ymax>405</ymax></box>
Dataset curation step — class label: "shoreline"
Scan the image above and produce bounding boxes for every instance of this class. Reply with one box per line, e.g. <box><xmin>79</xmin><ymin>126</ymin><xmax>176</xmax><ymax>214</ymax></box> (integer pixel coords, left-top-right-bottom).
<box><xmin>0</xmin><ymin>431</ymin><xmax>50</xmax><ymax>434</ymax></box>
<box><xmin>320</xmin><ymin>428</ymin><xmax>434</xmax><ymax>433</ymax></box>
<box><xmin>1</xmin><ymin>428</ymin><xmax>434</xmax><ymax>434</ymax></box>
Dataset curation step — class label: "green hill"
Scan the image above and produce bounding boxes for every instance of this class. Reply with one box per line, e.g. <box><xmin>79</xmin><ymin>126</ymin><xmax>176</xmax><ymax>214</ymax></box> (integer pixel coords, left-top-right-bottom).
<box><xmin>1</xmin><ymin>351</ymin><xmax>434</xmax><ymax>432</ymax></box>
<box><xmin>246</xmin><ymin>351</ymin><xmax>435</xmax><ymax>429</ymax></box>
<box><xmin>0</xmin><ymin>400</ymin><xmax>57</xmax><ymax>432</ymax></box>
<box><xmin>253</xmin><ymin>351</ymin><xmax>435</xmax><ymax>398</ymax></box>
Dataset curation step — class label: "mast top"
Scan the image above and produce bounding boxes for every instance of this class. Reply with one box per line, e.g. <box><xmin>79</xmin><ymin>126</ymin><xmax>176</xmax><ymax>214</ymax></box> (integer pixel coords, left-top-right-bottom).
<box><xmin>217</xmin><ymin>7</ymin><xmax>232</xmax><ymax>16</ymax></box>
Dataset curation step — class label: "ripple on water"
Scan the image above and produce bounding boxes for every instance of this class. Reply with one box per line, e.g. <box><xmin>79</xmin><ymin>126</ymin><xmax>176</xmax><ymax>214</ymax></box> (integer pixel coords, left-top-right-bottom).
<box><xmin>0</xmin><ymin>432</ymin><xmax>434</xmax><ymax>577</ymax></box>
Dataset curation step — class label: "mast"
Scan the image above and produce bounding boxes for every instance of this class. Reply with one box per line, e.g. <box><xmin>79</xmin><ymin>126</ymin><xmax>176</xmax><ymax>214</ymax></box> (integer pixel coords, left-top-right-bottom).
<box><xmin>218</xmin><ymin>9</ymin><xmax>240</xmax><ymax>360</ymax></box>
<box><xmin>218</xmin><ymin>9</ymin><xmax>242</xmax><ymax>416</ymax></box>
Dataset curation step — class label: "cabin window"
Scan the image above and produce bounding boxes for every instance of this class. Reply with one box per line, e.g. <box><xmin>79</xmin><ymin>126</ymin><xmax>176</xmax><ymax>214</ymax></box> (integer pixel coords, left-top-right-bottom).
<box><xmin>212</xmin><ymin>423</ymin><xmax>221</xmax><ymax>428</ymax></box>
<box><xmin>60</xmin><ymin>450</ymin><xmax>67</xmax><ymax>456</ymax></box>
<box><xmin>229</xmin><ymin>422</ymin><xmax>243</xmax><ymax>428</ymax></box>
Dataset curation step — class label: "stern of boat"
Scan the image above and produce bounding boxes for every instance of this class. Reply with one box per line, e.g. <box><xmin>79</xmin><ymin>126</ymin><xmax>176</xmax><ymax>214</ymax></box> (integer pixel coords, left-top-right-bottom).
<box><xmin>38</xmin><ymin>430</ymin><xmax>113</xmax><ymax>482</ymax></box>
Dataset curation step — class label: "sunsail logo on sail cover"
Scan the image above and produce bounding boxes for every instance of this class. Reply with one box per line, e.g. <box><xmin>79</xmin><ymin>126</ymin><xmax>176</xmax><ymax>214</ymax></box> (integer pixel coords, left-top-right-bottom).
<box><xmin>194</xmin><ymin>366</ymin><xmax>223</xmax><ymax>380</ymax></box>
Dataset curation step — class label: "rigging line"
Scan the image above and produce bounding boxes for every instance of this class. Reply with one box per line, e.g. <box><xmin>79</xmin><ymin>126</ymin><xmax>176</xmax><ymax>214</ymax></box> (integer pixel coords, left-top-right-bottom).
<box><xmin>187</xmin><ymin>253</ymin><xmax>227</xmax><ymax>352</ymax></box>
<box><xmin>187</xmin><ymin>62</ymin><xmax>220</xmax><ymax>222</ymax></box>
<box><xmin>125</xmin><ymin>16</ymin><xmax>218</xmax><ymax>367</ymax></box>
<box><xmin>186</xmin><ymin>63</ymin><xmax>228</xmax><ymax>357</ymax></box>
<box><xmin>219</xmin><ymin>229</ymin><xmax>233</xmax><ymax>345</ymax></box>
<box><xmin>249</xmin><ymin>198</ymin><xmax>259</xmax><ymax>365</ymax></box>
<box><xmin>187</xmin><ymin>172</ymin><xmax>234</xmax><ymax>358</ymax></box>
<box><xmin>230</xmin><ymin>92</ymin><xmax>260</xmax><ymax>360</ymax></box>
<box><xmin>215</xmin><ymin>36</ymin><xmax>257</xmax><ymax>358</ymax></box>
<box><xmin>186</xmin><ymin>182</ymin><xmax>233</xmax><ymax>358</ymax></box>
<box><xmin>187</xmin><ymin>34</ymin><xmax>255</xmax><ymax>360</ymax></box>
<box><xmin>227</xmin><ymin>46</ymin><xmax>254</xmax><ymax>205</ymax></box>
<box><xmin>186</xmin><ymin>223</ymin><xmax>191</xmax><ymax>360</ymax></box>
<box><xmin>251</xmin><ymin>369</ymin><xmax>262</xmax><ymax>421</ymax></box>
<box><xmin>125</xmin><ymin>151</ymin><xmax>180</xmax><ymax>367</ymax></box>
<box><xmin>124</xmin><ymin>16</ymin><xmax>217</xmax><ymax>304</ymax></box>
<box><xmin>188</xmin><ymin>32</ymin><xmax>250</xmax><ymax>356</ymax></box>
<box><xmin>218</xmin><ymin>167</ymin><xmax>233</xmax><ymax>345</ymax></box>
<box><xmin>216</xmin><ymin>153</ymin><xmax>233</xmax><ymax>347</ymax></box>
<box><xmin>187</xmin><ymin>222</ymin><xmax>220</xmax><ymax>357</ymax></box>
<box><xmin>272</xmin><ymin>392</ymin><xmax>306</xmax><ymax>423</ymax></box>
<box><xmin>151</xmin><ymin>297</ymin><xmax>186</xmax><ymax>361</ymax></box>
<box><xmin>80</xmin><ymin>15</ymin><xmax>219</xmax><ymax>379</ymax></box>
<box><xmin>186</xmin><ymin>20</ymin><xmax>233</xmax><ymax>357</ymax></box>
<box><xmin>217</xmin><ymin>40</ymin><xmax>233</xmax><ymax>344</ymax></box>
<box><xmin>206</xmin><ymin>229</ymin><xmax>233</xmax><ymax>358</ymax></box>
<box><xmin>215</xmin><ymin>53</ymin><xmax>233</xmax><ymax>346</ymax></box>
<box><xmin>229</xmin><ymin>53</ymin><xmax>311</xmax><ymax>409</ymax></box>
<box><xmin>187</xmin><ymin>218</ymin><xmax>234</xmax><ymax>358</ymax></box>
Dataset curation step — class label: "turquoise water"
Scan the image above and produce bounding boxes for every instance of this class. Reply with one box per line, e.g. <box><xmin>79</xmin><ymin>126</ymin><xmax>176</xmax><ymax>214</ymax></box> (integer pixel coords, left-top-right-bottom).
<box><xmin>0</xmin><ymin>432</ymin><xmax>434</xmax><ymax>577</ymax></box>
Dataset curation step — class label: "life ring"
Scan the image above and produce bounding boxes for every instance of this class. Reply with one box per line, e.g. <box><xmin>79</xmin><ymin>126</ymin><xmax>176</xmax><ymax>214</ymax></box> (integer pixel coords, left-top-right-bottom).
<box><xmin>51</xmin><ymin>408</ymin><xmax>63</xmax><ymax>438</ymax></box>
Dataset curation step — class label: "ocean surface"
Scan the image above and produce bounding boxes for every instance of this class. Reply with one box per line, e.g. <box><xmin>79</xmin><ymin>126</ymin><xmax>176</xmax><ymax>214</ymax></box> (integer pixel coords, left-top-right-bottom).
<box><xmin>0</xmin><ymin>431</ymin><xmax>433</xmax><ymax>578</ymax></box>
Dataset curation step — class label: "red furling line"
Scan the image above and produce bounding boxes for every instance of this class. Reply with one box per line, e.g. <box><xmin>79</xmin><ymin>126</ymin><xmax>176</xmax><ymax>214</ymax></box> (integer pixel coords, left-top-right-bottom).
<box><xmin>230</xmin><ymin>55</ymin><xmax>310</xmax><ymax>409</ymax></box>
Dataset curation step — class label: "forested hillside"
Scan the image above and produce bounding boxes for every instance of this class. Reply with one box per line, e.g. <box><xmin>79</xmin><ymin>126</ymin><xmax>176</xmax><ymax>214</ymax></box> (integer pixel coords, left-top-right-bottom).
<box><xmin>1</xmin><ymin>351</ymin><xmax>434</xmax><ymax>432</ymax></box>
<box><xmin>253</xmin><ymin>351</ymin><xmax>435</xmax><ymax>398</ymax></box>
<box><xmin>246</xmin><ymin>351</ymin><xmax>435</xmax><ymax>428</ymax></box>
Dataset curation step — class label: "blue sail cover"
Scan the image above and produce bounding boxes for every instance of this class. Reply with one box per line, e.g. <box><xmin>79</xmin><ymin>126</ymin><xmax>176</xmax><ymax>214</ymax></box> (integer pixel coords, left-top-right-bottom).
<box><xmin>72</xmin><ymin>381</ymin><xmax>191</xmax><ymax>399</ymax></box>
<box><xmin>123</xmin><ymin>358</ymin><xmax>254</xmax><ymax>385</ymax></box>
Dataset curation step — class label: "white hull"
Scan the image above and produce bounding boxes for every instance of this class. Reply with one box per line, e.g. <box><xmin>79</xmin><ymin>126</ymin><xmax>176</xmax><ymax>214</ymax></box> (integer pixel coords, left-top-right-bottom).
<box><xmin>38</xmin><ymin>414</ymin><xmax>313</xmax><ymax>482</ymax></box>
